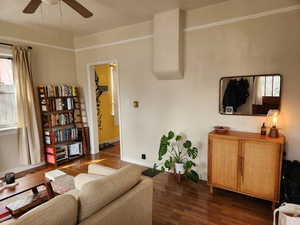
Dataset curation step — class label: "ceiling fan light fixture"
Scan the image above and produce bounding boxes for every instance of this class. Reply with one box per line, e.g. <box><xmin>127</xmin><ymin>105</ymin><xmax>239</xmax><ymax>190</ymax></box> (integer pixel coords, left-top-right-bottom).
<box><xmin>41</xmin><ymin>0</ymin><xmax>60</xmax><ymax>5</ymax></box>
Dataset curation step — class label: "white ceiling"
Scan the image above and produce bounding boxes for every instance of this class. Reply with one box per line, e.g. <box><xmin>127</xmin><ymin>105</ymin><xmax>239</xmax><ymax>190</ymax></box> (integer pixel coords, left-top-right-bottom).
<box><xmin>0</xmin><ymin>0</ymin><xmax>227</xmax><ymax>36</ymax></box>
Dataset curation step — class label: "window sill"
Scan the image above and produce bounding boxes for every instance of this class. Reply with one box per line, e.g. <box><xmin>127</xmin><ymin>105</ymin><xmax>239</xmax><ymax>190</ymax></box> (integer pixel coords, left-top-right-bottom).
<box><xmin>0</xmin><ymin>127</ymin><xmax>18</xmax><ymax>136</ymax></box>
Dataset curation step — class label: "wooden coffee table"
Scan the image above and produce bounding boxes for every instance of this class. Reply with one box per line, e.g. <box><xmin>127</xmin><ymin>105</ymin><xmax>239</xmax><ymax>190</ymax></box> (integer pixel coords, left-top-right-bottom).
<box><xmin>0</xmin><ymin>171</ymin><xmax>54</xmax><ymax>202</ymax></box>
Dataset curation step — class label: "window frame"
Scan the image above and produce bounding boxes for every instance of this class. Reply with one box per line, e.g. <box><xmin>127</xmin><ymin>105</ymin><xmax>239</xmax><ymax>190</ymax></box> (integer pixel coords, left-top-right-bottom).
<box><xmin>0</xmin><ymin>55</ymin><xmax>17</xmax><ymax>130</ymax></box>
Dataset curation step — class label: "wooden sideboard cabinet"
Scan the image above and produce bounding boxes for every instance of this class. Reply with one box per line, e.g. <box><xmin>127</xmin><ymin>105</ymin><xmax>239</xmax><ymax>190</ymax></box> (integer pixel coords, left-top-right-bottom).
<box><xmin>208</xmin><ymin>130</ymin><xmax>285</xmax><ymax>209</ymax></box>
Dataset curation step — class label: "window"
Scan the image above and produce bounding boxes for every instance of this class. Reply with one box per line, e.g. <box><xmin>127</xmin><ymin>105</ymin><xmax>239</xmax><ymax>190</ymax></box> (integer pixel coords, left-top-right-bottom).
<box><xmin>264</xmin><ymin>75</ymin><xmax>281</xmax><ymax>97</ymax></box>
<box><xmin>0</xmin><ymin>57</ymin><xmax>16</xmax><ymax>128</ymax></box>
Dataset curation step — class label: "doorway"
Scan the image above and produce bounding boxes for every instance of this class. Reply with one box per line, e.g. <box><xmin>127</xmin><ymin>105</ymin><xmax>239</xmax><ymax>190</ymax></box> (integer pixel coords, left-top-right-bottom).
<box><xmin>94</xmin><ymin>64</ymin><xmax>120</xmax><ymax>157</ymax></box>
<box><xmin>86</xmin><ymin>60</ymin><xmax>123</xmax><ymax>159</ymax></box>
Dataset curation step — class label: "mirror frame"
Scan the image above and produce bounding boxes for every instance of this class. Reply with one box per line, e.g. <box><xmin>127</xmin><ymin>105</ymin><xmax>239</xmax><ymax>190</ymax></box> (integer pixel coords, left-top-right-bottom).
<box><xmin>219</xmin><ymin>74</ymin><xmax>282</xmax><ymax>116</ymax></box>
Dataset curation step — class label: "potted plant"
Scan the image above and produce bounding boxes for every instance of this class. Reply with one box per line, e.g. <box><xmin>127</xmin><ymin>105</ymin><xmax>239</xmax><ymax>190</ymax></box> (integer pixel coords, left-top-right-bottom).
<box><xmin>158</xmin><ymin>131</ymin><xmax>200</xmax><ymax>183</ymax></box>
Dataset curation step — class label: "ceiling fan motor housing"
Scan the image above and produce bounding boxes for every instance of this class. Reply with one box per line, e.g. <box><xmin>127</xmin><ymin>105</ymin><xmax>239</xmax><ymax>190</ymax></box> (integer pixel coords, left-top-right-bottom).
<box><xmin>42</xmin><ymin>0</ymin><xmax>60</xmax><ymax>5</ymax></box>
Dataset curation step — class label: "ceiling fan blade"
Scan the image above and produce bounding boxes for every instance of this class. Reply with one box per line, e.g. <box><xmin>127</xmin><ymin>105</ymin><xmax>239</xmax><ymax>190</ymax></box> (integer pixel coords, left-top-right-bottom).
<box><xmin>23</xmin><ymin>0</ymin><xmax>42</xmax><ymax>13</ymax></box>
<box><xmin>62</xmin><ymin>0</ymin><xmax>93</xmax><ymax>18</ymax></box>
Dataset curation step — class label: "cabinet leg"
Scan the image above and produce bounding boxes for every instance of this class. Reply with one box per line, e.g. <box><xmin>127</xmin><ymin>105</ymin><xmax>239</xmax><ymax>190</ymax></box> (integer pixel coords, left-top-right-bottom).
<box><xmin>209</xmin><ymin>186</ymin><xmax>214</xmax><ymax>194</ymax></box>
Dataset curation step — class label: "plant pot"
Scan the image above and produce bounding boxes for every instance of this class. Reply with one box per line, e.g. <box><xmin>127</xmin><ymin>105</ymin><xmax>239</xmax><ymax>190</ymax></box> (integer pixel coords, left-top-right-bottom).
<box><xmin>175</xmin><ymin>163</ymin><xmax>185</xmax><ymax>175</ymax></box>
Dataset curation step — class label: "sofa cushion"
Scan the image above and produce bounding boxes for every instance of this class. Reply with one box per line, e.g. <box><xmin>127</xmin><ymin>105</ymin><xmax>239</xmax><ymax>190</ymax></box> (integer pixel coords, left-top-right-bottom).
<box><xmin>88</xmin><ymin>164</ymin><xmax>117</xmax><ymax>176</ymax></box>
<box><xmin>74</xmin><ymin>173</ymin><xmax>104</xmax><ymax>190</ymax></box>
<box><xmin>78</xmin><ymin>177</ymin><xmax>153</xmax><ymax>225</ymax></box>
<box><xmin>3</xmin><ymin>195</ymin><xmax>78</xmax><ymax>225</ymax></box>
<box><xmin>78</xmin><ymin>164</ymin><xmax>141</xmax><ymax>221</ymax></box>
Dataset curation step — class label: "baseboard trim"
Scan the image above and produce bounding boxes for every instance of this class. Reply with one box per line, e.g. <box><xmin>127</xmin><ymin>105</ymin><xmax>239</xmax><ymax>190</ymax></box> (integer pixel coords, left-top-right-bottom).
<box><xmin>99</xmin><ymin>138</ymin><xmax>120</xmax><ymax>145</ymax></box>
<box><xmin>123</xmin><ymin>158</ymin><xmax>153</xmax><ymax>168</ymax></box>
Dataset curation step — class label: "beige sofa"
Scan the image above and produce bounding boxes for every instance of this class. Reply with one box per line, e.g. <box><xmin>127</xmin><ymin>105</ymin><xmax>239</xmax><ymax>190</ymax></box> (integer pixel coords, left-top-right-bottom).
<box><xmin>2</xmin><ymin>164</ymin><xmax>153</xmax><ymax>225</ymax></box>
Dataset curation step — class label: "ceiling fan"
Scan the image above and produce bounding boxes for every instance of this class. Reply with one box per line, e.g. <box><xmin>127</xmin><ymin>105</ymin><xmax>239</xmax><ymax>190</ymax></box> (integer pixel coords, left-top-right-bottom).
<box><xmin>23</xmin><ymin>0</ymin><xmax>93</xmax><ymax>18</ymax></box>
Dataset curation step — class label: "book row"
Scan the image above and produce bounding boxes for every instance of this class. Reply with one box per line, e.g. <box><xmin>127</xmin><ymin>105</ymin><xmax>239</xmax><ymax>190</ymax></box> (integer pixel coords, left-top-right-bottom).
<box><xmin>44</xmin><ymin>127</ymin><xmax>79</xmax><ymax>144</ymax></box>
<box><xmin>43</xmin><ymin>112</ymin><xmax>74</xmax><ymax>127</ymax></box>
<box><xmin>38</xmin><ymin>85</ymin><xmax>78</xmax><ymax>97</ymax></box>
<box><xmin>41</xmin><ymin>97</ymin><xmax>77</xmax><ymax>112</ymax></box>
<box><xmin>42</xmin><ymin>110</ymin><xmax>82</xmax><ymax>127</ymax></box>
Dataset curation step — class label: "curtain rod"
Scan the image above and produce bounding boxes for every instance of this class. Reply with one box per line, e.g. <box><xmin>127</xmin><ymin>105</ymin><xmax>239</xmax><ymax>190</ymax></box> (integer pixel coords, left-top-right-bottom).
<box><xmin>0</xmin><ymin>42</ymin><xmax>32</xmax><ymax>50</ymax></box>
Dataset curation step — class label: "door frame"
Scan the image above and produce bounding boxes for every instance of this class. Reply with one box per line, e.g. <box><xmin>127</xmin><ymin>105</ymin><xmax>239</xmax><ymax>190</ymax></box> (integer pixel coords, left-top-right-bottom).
<box><xmin>86</xmin><ymin>59</ymin><xmax>123</xmax><ymax>159</ymax></box>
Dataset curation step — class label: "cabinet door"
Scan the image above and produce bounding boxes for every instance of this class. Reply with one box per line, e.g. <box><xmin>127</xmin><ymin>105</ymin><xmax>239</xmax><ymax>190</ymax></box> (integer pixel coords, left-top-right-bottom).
<box><xmin>210</xmin><ymin>137</ymin><xmax>239</xmax><ymax>191</ymax></box>
<box><xmin>240</xmin><ymin>141</ymin><xmax>281</xmax><ymax>201</ymax></box>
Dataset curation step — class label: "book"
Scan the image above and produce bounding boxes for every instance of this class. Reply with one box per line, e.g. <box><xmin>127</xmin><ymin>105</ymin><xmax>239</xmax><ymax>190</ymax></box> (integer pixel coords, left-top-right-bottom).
<box><xmin>46</xmin><ymin>147</ymin><xmax>55</xmax><ymax>154</ymax></box>
<box><xmin>0</xmin><ymin>206</ymin><xmax>11</xmax><ymax>222</ymax></box>
<box><xmin>68</xmin><ymin>142</ymin><xmax>82</xmax><ymax>156</ymax></box>
<box><xmin>6</xmin><ymin>192</ymin><xmax>48</xmax><ymax>217</ymax></box>
<box><xmin>45</xmin><ymin>136</ymin><xmax>51</xmax><ymax>145</ymax></box>
<box><xmin>45</xmin><ymin>169</ymin><xmax>66</xmax><ymax>181</ymax></box>
<box><xmin>41</xmin><ymin>105</ymin><xmax>47</xmax><ymax>111</ymax></box>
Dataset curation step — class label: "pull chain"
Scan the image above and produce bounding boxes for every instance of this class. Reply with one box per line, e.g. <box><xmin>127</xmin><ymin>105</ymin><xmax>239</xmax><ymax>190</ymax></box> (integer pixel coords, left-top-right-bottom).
<box><xmin>40</xmin><ymin>2</ymin><xmax>44</xmax><ymax>24</ymax></box>
<box><xmin>59</xmin><ymin>0</ymin><xmax>63</xmax><ymax>27</ymax></box>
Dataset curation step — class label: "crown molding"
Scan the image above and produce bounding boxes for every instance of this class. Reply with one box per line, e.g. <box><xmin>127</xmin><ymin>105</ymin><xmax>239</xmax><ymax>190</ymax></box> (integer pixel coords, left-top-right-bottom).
<box><xmin>1</xmin><ymin>4</ymin><xmax>299</xmax><ymax>53</ymax></box>
<box><xmin>185</xmin><ymin>4</ymin><xmax>300</xmax><ymax>32</ymax></box>
<box><xmin>0</xmin><ymin>35</ymin><xmax>74</xmax><ymax>52</ymax></box>
<box><xmin>75</xmin><ymin>4</ymin><xmax>300</xmax><ymax>52</ymax></box>
<box><xmin>74</xmin><ymin>35</ymin><xmax>153</xmax><ymax>52</ymax></box>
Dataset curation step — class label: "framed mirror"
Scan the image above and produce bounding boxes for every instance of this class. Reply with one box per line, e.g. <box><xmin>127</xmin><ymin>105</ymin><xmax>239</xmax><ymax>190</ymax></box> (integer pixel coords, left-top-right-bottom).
<box><xmin>219</xmin><ymin>74</ymin><xmax>282</xmax><ymax>116</ymax></box>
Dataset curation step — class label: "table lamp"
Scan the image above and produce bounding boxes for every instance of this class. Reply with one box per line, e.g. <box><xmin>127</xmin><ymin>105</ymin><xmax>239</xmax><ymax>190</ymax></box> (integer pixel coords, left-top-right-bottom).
<box><xmin>267</xmin><ymin>110</ymin><xmax>280</xmax><ymax>138</ymax></box>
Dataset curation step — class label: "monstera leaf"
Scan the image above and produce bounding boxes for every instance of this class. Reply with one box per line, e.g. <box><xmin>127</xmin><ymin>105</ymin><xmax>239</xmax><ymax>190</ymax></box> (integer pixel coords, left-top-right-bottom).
<box><xmin>184</xmin><ymin>160</ymin><xmax>196</xmax><ymax>170</ymax></box>
<box><xmin>175</xmin><ymin>135</ymin><xmax>182</xmax><ymax>141</ymax></box>
<box><xmin>183</xmin><ymin>140</ymin><xmax>192</xmax><ymax>149</ymax></box>
<box><xmin>186</xmin><ymin>170</ymin><xmax>200</xmax><ymax>183</ymax></box>
<box><xmin>187</xmin><ymin>147</ymin><xmax>198</xmax><ymax>159</ymax></box>
<box><xmin>164</xmin><ymin>160</ymin><xmax>171</xmax><ymax>170</ymax></box>
<box><xmin>167</xmin><ymin>131</ymin><xmax>175</xmax><ymax>140</ymax></box>
<box><xmin>158</xmin><ymin>135</ymin><xmax>170</xmax><ymax>160</ymax></box>
<box><xmin>159</xmin><ymin>131</ymin><xmax>176</xmax><ymax>160</ymax></box>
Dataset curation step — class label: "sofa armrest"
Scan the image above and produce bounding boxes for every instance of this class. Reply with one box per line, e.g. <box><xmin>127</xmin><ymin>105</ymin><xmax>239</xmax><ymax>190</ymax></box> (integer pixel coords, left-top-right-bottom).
<box><xmin>2</xmin><ymin>195</ymin><xmax>78</xmax><ymax>225</ymax></box>
<box><xmin>88</xmin><ymin>164</ymin><xmax>117</xmax><ymax>176</ymax></box>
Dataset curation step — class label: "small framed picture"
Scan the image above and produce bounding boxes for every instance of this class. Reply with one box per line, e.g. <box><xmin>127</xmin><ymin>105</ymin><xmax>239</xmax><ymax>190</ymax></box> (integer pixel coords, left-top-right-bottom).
<box><xmin>225</xmin><ymin>106</ymin><xmax>234</xmax><ymax>115</ymax></box>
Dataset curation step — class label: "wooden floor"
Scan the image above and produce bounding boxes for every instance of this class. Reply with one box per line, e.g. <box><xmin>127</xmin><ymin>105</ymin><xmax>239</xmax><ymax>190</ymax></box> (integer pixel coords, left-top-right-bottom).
<box><xmin>13</xmin><ymin>147</ymin><xmax>273</xmax><ymax>225</ymax></box>
<box><xmin>100</xmin><ymin>141</ymin><xmax>121</xmax><ymax>156</ymax></box>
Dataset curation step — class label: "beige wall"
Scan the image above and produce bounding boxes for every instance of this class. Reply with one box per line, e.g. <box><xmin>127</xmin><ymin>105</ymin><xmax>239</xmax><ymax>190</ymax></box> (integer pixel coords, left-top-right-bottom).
<box><xmin>0</xmin><ymin>22</ymin><xmax>77</xmax><ymax>173</ymax></box>
<box><xmin>0</xmin><ymin>20</ymin><xmax>74</xmax><ymax>49</ymax></box>
<box><xmin>1</xmin><ymin>0</ymin><xmax>300</xmax><ymax>178</ymax></box>
<box><xmin>75</xmin><ymin>0</ymin><xmax>300</xmax><ymax>179</ymax></box>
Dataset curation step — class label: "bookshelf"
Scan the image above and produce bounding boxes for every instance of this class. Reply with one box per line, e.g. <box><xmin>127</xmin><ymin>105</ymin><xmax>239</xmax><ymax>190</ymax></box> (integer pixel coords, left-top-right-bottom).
<box><xmin>37</xmin><ymin>85</ymin><xmax>87</xmax><ymax>166</ymax></box>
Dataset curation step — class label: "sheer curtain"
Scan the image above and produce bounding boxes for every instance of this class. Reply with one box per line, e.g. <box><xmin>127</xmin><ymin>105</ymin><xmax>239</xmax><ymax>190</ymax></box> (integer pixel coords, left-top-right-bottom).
<box><xmin>13</xmin><ymin>46</ymin><xmax>41</xmax><ymax>165</ymax></box>
<box><xmin>252</xmin><ymin>76</ymin><xmax>264</xmax><ymax>105</ymax></box>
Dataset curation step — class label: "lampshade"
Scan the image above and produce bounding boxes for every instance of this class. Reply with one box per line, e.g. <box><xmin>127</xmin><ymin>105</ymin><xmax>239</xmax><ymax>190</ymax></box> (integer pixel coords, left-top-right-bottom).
<box><xmin>267</xmin><ymin>110</ymin><xmax>280</xmax><ymax>128</ymax></box>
